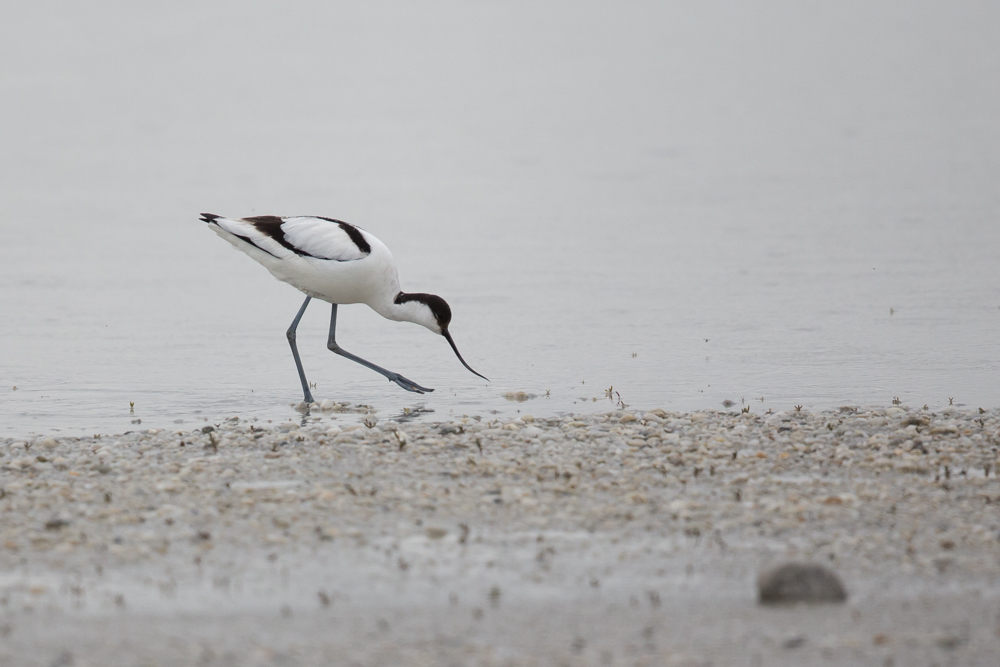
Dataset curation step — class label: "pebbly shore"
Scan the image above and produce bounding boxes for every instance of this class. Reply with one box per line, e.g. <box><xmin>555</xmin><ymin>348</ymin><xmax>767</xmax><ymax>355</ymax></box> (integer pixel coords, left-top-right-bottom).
<box><xmin>2</xmin><ymin>404</ymin><xmax>1000</xmax><ymax>665</ymax></box>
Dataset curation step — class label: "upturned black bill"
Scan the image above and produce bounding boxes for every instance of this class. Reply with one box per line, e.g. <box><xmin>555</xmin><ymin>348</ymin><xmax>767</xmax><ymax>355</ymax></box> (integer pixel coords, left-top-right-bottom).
<box><xmin>443</xmin><ymin>330</ymin><xmax>489</xmax><ymax>382</ymax></box>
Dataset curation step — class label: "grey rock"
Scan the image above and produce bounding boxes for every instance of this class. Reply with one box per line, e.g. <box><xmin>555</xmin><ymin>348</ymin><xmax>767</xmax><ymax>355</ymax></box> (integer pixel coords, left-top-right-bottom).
<box><xmin>45</xmin><ymin>518</ymin><xmax>71</xmax><ymax>531</ymax></box>
<box><xmin>758</xmin><ymin>562</ymin><xmax>847</xmax><ymax>605</ymax></box>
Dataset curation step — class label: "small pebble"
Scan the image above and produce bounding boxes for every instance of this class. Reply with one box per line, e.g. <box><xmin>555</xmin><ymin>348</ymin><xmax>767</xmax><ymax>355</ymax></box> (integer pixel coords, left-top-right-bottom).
<box><xmin>757</xmin><ymin>562</ymin><xmax>847</xmax><ymax>605</ymax></box>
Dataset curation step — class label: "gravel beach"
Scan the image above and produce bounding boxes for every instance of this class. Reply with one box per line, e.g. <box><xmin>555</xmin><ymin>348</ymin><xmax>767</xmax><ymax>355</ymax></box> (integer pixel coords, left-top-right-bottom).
<box><xmin>2</xmin><ymin>403</ymin><xmax>1000</xmax><ymax>666</ymax></box>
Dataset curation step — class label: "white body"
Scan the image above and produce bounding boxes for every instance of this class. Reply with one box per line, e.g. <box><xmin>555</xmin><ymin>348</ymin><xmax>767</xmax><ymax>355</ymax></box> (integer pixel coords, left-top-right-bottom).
<box><xmin>208</xmin><ymin>216</ymin><xmax>437</xmax><ymax>330</ymax></box>
<box><xmin>204</xmin><ymin>213</ymin><xmax>487</xmax><ymax>386</ymax></box>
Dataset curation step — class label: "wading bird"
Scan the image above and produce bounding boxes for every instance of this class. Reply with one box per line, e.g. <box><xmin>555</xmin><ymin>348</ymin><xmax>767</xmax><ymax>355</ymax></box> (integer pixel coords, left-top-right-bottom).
<box><xmin>201</xmin><ymin>214</ymin><xmax>487</xmax><ymax>403</ymax></box>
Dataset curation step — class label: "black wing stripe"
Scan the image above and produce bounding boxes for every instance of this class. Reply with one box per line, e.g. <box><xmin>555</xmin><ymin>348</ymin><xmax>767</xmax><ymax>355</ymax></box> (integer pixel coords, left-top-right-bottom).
<box><xmin>234</xmin><ymin>233</ymin><xmax>280</xmax><ymax>259</ymax></box>
<box><xmin>243</xmin><ymin>215</ymin><xmax>319</xmax><ymax>258</ymax></box>
<box><xmin>245</xmin><ymin>215</ymin><xmax>371</xmax><ymax>260</ymax></box>
<box><xmin>315</xmin><ymin>216</ymin><xmax>372</xmax><ymax>254</ymax></box>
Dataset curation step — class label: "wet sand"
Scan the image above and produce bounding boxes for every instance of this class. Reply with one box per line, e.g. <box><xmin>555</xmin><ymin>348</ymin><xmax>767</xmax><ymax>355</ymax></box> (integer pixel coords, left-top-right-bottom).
<box><xmin>2</xmin><ymin>404</ymin><xmax>1000</xmax><ymax>665</ymax></box>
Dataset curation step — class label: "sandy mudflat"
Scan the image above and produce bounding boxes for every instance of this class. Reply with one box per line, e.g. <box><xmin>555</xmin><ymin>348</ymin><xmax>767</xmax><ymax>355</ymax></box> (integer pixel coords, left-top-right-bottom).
<box><xmin>2</xmin><ymin>404</ymin><xmax>1000</xmax><ymax>666</ymax></box>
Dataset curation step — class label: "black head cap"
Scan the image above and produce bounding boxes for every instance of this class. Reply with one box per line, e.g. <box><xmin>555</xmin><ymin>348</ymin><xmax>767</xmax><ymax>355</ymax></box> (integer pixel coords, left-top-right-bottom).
<box><xmin>394</xmin><ymin>292</ymin><xmax>451</xmax><ymax>330</ymax></box>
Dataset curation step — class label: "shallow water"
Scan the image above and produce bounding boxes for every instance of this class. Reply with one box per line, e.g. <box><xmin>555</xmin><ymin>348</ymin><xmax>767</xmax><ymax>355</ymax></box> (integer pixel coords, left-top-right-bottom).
<box><xmin>2</xmin><ymin>1</ymin><xmax>999</xmax><ymax>436</ymax></box>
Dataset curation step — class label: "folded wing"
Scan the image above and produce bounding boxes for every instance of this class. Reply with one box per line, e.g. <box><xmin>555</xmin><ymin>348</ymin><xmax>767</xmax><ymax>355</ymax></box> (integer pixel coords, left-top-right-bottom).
<box><xmin>207</xmin><ymin>215</ymin><xmax>371</xmax><ymax>262</ymax></box>
<box><xmin>270</xmin><ymin>216</ymin><xmax>371</xmax><ymax>261</ymax></box>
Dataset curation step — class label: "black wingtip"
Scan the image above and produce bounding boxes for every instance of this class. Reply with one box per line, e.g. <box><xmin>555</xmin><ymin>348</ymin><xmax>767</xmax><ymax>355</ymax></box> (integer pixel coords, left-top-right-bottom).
<box><xmin>200</xmin><ymin>213</ymin><xmax>221</xmax><ymax>224</ymax></box>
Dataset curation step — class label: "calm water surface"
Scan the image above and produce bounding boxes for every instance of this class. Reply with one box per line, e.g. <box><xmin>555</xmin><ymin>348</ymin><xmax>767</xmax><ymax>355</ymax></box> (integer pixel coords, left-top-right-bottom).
<box><xmin>2</xmin><ymin>1</ymin><xmax>998</xmax><ymax>436</ymax></box>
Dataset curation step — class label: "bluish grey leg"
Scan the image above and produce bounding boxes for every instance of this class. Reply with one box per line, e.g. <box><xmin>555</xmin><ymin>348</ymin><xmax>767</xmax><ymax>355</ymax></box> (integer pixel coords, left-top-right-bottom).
<box><xmin>287</xmin><ymin>296</ymin><xmax>314</xmax><ymax>403</ymax></box>
<box><xmin>327</xmin><ymin>303</ymin><xmax>434</xmax><ymax>394</ymax></box>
